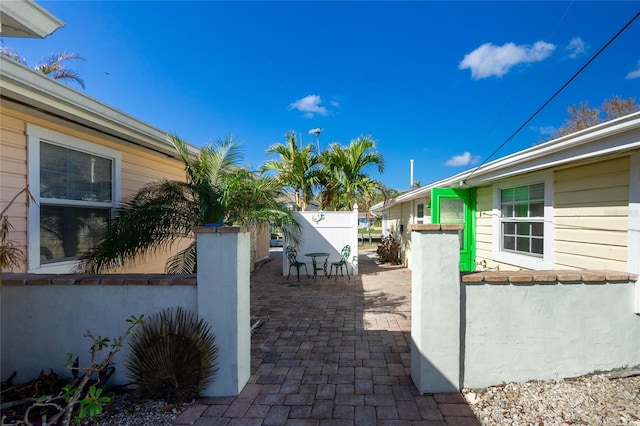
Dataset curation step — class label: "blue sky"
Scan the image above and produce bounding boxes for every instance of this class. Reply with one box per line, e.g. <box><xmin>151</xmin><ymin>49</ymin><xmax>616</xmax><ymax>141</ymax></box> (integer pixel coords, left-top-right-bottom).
<box><xmin>4</xmin><ymin>1</ymin><xmax>639</xmax><ymax>191</ymax></box>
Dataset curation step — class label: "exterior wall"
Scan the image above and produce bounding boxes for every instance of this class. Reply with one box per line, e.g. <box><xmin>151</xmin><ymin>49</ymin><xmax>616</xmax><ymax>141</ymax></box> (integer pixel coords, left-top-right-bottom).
<box><xmin>464</xmin><ymin>278</ymin><xmax>640</xmax><ymax>388</ymax></box>
<box><xmin>255</xmin><ymin>223</ymin><xmax>270</xmax><ymax>263</ymax></box>
<box><xmin>554</xmin><ymin>157</ymin><xmax>629</xmax><ymax>270</ymax></box>
<box><xmin>284</xmin><ymin>210</ymin><xmax>359</xmax><ymax>276</ymax></box>
<box><xmin>0</xmin><ymin>105</ymin><xmax>187</xmax><ymax>273</ymax></box>
<box><xmin>474</xmin><ymin>186</ymin><xmax>493</xmax><ymax>269</ymax></box>
<box><xmin>1</xmin><ymin>276</ymin><xmax>197</xmax><ymax>385</ymax></box>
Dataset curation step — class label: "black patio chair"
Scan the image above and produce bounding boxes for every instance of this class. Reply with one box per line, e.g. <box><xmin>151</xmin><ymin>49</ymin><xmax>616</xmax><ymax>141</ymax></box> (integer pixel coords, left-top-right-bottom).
<box><xmin>329</xmin><ymin>245</ymin><xmax>351</xmax><ymax>281</ymax></box>
<box><xmin>285</xmin><ymin>246</ymin><xmax>309</xmax><ymax>282</ymax></box>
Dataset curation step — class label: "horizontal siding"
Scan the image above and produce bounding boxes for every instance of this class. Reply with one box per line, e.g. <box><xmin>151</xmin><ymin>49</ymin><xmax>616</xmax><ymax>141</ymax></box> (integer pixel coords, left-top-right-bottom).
<box><xmin>555</xmin><ymin>252</ymin><xmax>627</xmax><ymax>271</ymax></box>
<box><xmin>0</xmin><ymin>106</ymin><xmax>187</xmax><ymax>273</ymax></box>
<box><xmin>0</xmin><ymin>107</ymin><xmax>28</xmax><ymax>250</ymax></box>
<box><xmin>475</xmin><ymin>186</ymin><xmax>493</xmax><ymax>267</ymax></box>
<box><xmin>553</xmin><ymin>157</ymin><xmax>630</xmax><ymax>270</ymax></box>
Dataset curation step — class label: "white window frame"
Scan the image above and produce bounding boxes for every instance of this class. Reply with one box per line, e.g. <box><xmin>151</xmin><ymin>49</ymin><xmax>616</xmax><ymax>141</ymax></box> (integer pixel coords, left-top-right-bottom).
<box><xmin>415</xmin><ymin>200</ymin><xmax>425</xmax><ymax>224</ymax></box>
<box><xmin>27</xmin><ymin>124</ymin><xmax>121</xmax><ymax>273</ymax></box>
<box><xmin>492</xmin><ymin>172</ymin><xmax>554</xmax><ymax>270</ymax></box>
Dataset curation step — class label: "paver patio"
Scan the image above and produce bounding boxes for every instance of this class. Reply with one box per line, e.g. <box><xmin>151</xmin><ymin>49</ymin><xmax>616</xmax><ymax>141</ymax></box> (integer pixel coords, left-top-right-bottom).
<box><xmin>174</xmin><ymin>247</ymin><xmax>480</xmax><ymax>425</ymax></box>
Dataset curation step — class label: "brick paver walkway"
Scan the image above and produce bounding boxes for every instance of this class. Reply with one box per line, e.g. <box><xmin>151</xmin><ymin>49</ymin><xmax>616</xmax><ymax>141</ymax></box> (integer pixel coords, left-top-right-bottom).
<box><xmin>174</xmin><ymin>248</ymin><xmax>479</xmax><ymax>425</ymax></box>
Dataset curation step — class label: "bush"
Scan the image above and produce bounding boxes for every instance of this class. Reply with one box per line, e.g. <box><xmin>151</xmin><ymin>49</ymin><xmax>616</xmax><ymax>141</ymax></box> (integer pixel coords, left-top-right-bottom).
<box><xmin>377</xmin><ymin>234</ymin><xmax>400</xmax><ymax>264</ymax></box>
<box><xmin>126</xmin><ymin>307</ymin><xmax>218</xmax><ymax>403</ymax></box>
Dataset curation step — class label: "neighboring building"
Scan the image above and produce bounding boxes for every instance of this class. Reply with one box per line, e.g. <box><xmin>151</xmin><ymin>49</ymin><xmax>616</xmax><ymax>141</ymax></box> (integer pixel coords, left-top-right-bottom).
<box><xmin>372</xmin><ymin>112</ymin><xmax>640</xmax><ymax>274</ymax></box>
<box><xmin>0</xmin><ymin>0</ymin><xmax>269</xmax><ymax>274</ymax></box>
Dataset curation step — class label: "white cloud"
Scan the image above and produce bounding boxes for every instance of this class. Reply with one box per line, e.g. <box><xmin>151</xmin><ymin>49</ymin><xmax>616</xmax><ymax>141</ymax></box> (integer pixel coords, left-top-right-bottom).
<box><xmin>288</xmin><ymin>94</ymin><xmax>329</xmax><ymax>118</ymax></box>
<box><xmin>626</xmin><ymin>60</ymin><xmax>640</xmax><ymax>79</ymax></box>
<box><xmin>445</xmin><ymin>152</ymin><xmax>480</xmax><ymax>167</ymax></box>
<box><xmin>535</xmin><ymin>125</ymin><xmax>556</xmax><ymax>136</ymax></box>
<box><xmin>459</xmin><ymin>41</ymin><xmax>556</xmax><ymax>79</ymax></box>
<box><xmin>330</xmin><ymin>100</ymin><xmax>341</xmax><ymax>108</ymax></box>
<box><xmin>566</xmin><ymin>37</ymin><xmax>585</xmax><ymax>58</ymax></box>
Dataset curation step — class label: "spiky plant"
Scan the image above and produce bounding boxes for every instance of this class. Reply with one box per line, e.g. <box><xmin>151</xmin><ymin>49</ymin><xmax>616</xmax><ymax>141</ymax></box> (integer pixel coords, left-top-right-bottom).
<box><xmin>126</xmin><ymin>307</ymin><xmax>218</xmax><ymax>403</ymax></box>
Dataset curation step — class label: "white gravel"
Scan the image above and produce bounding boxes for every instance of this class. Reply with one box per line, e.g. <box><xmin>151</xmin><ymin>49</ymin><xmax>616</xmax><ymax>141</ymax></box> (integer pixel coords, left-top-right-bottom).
<box><xmin>463</xmin><ymin>373</ymin><xmax>640</xmax><ymax>425</ymax></box>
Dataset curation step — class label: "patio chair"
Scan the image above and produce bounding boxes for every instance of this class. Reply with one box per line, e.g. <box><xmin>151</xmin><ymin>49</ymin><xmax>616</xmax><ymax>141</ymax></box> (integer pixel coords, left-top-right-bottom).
<box><xmin>329</xmin><ymin>245</ymin><xmax>351</xmax><ymax>281</ymax></box>
<box><xmin>285</xmin><ymin>246</ymin><xmax>309</xmax><ymax>282</ymax></box>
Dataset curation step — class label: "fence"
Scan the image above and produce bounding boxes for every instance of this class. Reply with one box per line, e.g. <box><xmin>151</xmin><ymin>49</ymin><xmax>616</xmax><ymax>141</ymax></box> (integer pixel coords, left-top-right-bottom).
<box><xmin>409</xmin><ymin>224</ymin><xmax>640</xmax><ymax>393</ymax></box>
<box><xmin>1</xmin><ymin>226</ymin><xmax>251</xmax><ymax>397</ymax></box>
<box><xmin>283</xmin><ymin>206</ymin><xmax>359</xmax><ymax>277</ymax></box>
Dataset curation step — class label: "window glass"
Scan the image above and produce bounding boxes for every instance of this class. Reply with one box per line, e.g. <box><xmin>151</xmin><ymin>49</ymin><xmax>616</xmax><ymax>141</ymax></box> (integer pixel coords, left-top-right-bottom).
<box><xmin>40</xmin><ymin>206</ymin><xmax>109</xmax><ymax>263</ymax></box>
<box><xmin>41</xmin><ymin>142</ymin><xmax>112</xmax><ymax>202</ymax></box>
<box><xmin>500</xmin><ymin>183</ymin><xmax>544</xmax><ymax>257</ymax></box>
<box><xmin>39</xmin><ymin>141</ymin><xmax>114</xmax><ymax>264</ymax></box>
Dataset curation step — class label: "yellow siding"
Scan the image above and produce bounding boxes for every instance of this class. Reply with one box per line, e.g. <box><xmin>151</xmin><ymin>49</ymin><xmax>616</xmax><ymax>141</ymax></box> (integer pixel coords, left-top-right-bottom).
<box><xmin>0</xmin><ymin>107</ymin><xmax>29</xmax><ymax>252</ymax></box>
<box><xmin>554</xmin><ymin>157</ymin><xmax>629</xmax><ymax>270</ymax></box>
<box><xmin>474</xmin><ymin>186</ymin><xmax>493</xmax><ymax>268</ymax></box>
<box><xmin>0</xmin><ymin>105</ymin><xmax>187</xmax><ymax>273</ymax></box>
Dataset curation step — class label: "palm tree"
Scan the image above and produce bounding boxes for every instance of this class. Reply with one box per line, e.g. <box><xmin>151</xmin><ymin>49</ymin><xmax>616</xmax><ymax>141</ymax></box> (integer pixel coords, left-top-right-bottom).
<box><xmin>319</xmin><ymin>135</ymin><xmax>385</xmax><ymax>211</ymax></box>
<box><xmin>0</xmin><ymin>47</ymin><xmax>85</xmax><ymax>89</ymax></box>
<box><xmin>261</xmin><ymin>131</ymin><xmax>319</xmax><ymax>211</ymax></box>
<box><xmin>78</xmin><ymin>134</ymin><xmax>299</xmax><ymax>274</ymax></box>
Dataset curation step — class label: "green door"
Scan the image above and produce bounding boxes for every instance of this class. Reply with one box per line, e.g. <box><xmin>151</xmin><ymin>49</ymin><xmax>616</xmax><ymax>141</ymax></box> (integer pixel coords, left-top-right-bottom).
<box><xmin>431</xmin><ymin>187</ymin><xmax>476</xmax><ymax>271</ymax></box>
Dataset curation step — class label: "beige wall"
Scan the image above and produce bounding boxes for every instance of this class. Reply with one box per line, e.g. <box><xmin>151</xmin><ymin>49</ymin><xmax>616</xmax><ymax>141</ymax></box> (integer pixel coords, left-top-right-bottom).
<box><xmin>474</xmin><ymin>185</ymin><xmax>493</xmax><ymax>267</ymax></box>
<box><xmin>554</xmin><ymin>156</ymin><xmax>629</xmax><ymax>270</ymax></box>
<box><xmin>0</xmin><ymin>105</ymin><xmax>188</xmax><ymax>273</ymax></box>
<box><xmin>381</xmin><ymin>154</ymin><xmax>633</xmax><ymax>272</ymax></box>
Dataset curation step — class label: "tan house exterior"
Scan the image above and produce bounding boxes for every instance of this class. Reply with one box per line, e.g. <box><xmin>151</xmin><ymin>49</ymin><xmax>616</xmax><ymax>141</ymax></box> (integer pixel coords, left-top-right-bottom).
<box><xmin>0</xmin><ymin>1</ymin><xmax>269</xmax><ymax>274</ymax></box>
<box><xmin>372</xmin><ymin>112</ymin><xmax>640</xmax><ymax>275</ymax></box>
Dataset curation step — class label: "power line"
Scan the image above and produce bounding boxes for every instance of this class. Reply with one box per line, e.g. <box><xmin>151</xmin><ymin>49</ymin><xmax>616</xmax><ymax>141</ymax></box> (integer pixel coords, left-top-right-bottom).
<box><xmin>463</xmin><ymin>0</ymin><xmax>576</xmax><ymax>172</ymax></box>
<box><xmin>464</xmin><ymin>11</ymin><xmax>640</xmax><ymax>182</ymax></box>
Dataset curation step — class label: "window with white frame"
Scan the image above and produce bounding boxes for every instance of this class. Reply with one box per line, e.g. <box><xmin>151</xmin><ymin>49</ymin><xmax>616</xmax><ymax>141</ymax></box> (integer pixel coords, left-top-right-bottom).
<box><xmin>27</xmin><ymin>125</ymin><xmax>121</xmax><ymax>271</ymax></box>
<box><xmin>416</xmin><ymin>203</ymin><xmax>424</xmax><ymax>224</ymax></box>
<box><xmin>492</xmin><ymin>174</ymin><xmax>553</xmax><ymax>270</ymax></box>
<box><xmin>500</xmin><ymin>183</ymin><xmax>544</xmax><ymax>256</ymax></box>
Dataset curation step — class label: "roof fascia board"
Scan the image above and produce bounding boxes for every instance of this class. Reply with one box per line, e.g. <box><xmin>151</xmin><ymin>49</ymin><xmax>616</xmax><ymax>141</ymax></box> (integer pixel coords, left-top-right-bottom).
<box><xmin>372</xmin><ymin>112</ymin><xmax>640</xmax><ymax>212</ymax></box>
<box><xmin>465</xmin><ymin>114</ymin><xmax>640</xmax><ymax>185</ymax></box>
<box><xmin>0</xmin><ymin>57</ymin><xmax>198</xmax><ymax>157</ymax></box>
<box><xmin>0</xmin><ymin>0</ymin><xmax>64</xmax><ymax>38</ymax></box>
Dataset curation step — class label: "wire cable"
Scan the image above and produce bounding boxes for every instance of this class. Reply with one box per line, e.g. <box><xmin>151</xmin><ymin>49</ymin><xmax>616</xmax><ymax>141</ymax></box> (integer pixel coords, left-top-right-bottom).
<box><xmin>464</xmin><ymin>11</ymin><xmax>640</xmax><ymax>182</ymax></box>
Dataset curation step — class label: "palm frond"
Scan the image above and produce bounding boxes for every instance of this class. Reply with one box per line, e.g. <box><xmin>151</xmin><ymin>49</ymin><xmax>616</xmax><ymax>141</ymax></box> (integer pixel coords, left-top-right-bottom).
<box><xmin>165</xmin><ymin>240</ymin><xmax>197</xmax><ymax>274</ymax></box>
<box><xmin>77</xmin><ymin>180</ymin><xmax>200</xmax><ymax>272</ymax></box>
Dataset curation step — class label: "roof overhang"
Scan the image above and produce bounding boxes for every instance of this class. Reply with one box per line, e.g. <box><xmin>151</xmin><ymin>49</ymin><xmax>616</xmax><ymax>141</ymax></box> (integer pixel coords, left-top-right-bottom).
<box><xmin>372</xmin><ymin>112</ymin><xmax>640</xmax><ymax>212</ymax></box>
<box><xmin>0</xmin><ymin>0</ymin><xmax>64</xmax><ymax>38</ymax></box>
<box><xmin>0</xmin><ymin>56</ymin><xmax>198</xmax><ymax>158</ymax></box>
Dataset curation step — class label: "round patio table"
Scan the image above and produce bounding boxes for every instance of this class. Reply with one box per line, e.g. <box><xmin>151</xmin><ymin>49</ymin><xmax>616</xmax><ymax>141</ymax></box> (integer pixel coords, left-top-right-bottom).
<box><xmin>305</xmin><ymin>252</ymin><xmax>330</xmax><ymax>282</ymax></box>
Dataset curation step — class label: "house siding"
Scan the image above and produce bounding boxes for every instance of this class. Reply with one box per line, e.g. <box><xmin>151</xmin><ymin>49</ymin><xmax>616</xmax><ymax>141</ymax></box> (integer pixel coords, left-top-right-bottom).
<box><xmin>474</xmin><ymin>185</ymin><xmax>493</xmax><ymax>268</ymax></box>
<box><xmin>554</xmin><ymin>157</ymin><xmax>629</xmax><ymax>270</ymax></box>
<box><xmin>0</xmin><ymin>105</ymin><xmax>188</xmax><ymax>273</ymax></box>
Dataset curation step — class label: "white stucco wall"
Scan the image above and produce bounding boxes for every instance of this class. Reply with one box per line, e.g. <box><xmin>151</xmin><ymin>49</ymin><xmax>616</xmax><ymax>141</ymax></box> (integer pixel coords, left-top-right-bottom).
<box><xmin>464</xmin><ymin>281</ymin><xmax>640</xmax><ymax>388</ymax></box>
<box><xmin>284</xmin><ymin>210</ymin><xmax>359</xmax><ymax>276</ymax></box>
<box><xmin>1</xmin><ymin>285</ymin><xmax>197</xmax><ymax>385</ymax></box>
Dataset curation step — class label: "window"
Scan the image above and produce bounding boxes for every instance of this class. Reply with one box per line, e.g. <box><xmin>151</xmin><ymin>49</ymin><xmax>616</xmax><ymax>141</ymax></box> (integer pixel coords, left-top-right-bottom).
<box><xmin>416</xmin><ymin>203</ymin><xmax>424</xmax><ymax>224</ymax></box>
<box><xmin>492</xmin><ymin>174</ymin><xmax>553</xmax><ymax>270</ymax></box>
<box><xmin>500</xmin><ymin>183</ymin><xmax>544</xmax><ymax>256</ymax></box>
<box><xmin>28</xmin><ymin>125</ymin><xmax>121</xmax><ymax>272</ymax></box>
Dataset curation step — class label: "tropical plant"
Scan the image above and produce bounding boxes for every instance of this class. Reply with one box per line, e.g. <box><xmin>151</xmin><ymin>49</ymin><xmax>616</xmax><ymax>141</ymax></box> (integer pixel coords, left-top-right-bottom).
<box><xmin>0</xmin><ymin>187</ymin><xmax>36</xmax><ymax>273</ymax></box>
<box><xmin>0</xmin><ymin>47</ymin><xmax>85</xmax><ymax>89</ymax></box>
<box><xmin>126</xmin><ymin>307</ymin><xmax>218</xmax><ymax>403</ymax></box>
<box><xmin>318</xmin><ymin>135</ymin><xmax>386</xmax><ymax>211</ymax></box>
<box><xmin>0</xmin><ymin>315</ymin><xmax>144</xmax><ymax>426</ymax></box>
<box><xmin>377</xmin><ymin>234</ymin><xmax>400</xmax><ymax>264</ymax></box>
<box><xmin>262</xmin><ymin>131</ymin><xmax>319</xmax><ymax>211</ymax></box>
<box><xmin>77</xmin><ymin>134</ymin><xmax>299</xmax><ymax>274</ymax></box>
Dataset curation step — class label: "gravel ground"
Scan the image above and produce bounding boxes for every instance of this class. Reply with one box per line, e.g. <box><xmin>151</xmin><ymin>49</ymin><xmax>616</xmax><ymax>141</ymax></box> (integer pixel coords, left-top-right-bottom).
<box><xmin>463</xmin><ymin>373</ymin><xmax>640</xmax><ymax>425</ymax></box>
<box><xmin>93</xmin><ymin>390</ymin><xmax>192</xmax><ymax>426</ymax></box>
<box><xmin>92</xmin><ymin>374</ymin><xmax>640</xmax><ymax>425</ymax></box>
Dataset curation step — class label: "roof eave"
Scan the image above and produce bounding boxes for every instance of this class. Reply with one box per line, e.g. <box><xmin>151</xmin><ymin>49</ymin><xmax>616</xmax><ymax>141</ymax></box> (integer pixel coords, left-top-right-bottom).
<box><xmin>0</xmin><ymin>56</ymin><xmax>198</xmax><ymax>158</ymax></box>
<box><xmin>372</xmin><ymin>112</ymin><xmax>640</xmax><ymax>212</ymax></box>
<box><xmin>0</xmin><ymin>0</ymin><xmax>64</xmax><ymax>38</ymax></box>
